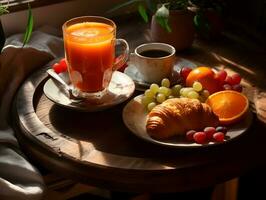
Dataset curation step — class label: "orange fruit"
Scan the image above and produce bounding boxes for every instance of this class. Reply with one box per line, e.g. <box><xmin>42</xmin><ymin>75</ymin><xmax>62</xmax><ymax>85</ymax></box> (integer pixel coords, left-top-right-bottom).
<box><xmin>205</xmin><ymin>90</ymin><xmax>249</xmax><ymax>125</ymax></box>
<box><xmin>186</xmin><ymin>66</ymin><xmax>221</xmax><ymax>94</ymax></box>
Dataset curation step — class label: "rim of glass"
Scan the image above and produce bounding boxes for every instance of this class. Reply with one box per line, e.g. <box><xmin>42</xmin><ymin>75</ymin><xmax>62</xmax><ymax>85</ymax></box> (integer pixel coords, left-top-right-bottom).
<box><xmin>63</xmin><ymin>16</ymin><xmax>116</xmax><ymax>37</ymax></box>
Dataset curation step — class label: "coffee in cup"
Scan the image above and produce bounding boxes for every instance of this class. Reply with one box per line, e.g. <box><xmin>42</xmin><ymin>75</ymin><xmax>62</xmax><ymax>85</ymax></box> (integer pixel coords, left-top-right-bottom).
<box><xmin>131</xmin><ymin>43</ymin><xmax>176</xmax><ymax>83</ymax></box>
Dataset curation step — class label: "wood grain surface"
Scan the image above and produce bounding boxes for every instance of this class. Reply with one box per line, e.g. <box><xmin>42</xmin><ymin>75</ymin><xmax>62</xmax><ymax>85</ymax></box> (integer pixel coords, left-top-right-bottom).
<box><xmin>12</xmin><ymin>19</ymin><xmax>266</xmax><ymax>193</ymax></box>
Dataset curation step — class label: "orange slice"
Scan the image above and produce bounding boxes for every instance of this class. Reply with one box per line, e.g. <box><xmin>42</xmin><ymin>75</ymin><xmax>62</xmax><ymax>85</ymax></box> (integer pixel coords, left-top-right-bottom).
<box><xmin>205</xmin><ymin>90</ymin><xmax>249</xmax><ymax>125</ymax></box>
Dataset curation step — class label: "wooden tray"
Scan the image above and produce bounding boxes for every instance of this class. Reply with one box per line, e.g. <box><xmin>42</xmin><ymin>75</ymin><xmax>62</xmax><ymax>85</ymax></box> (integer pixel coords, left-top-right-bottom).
<box><xmin>12</xmin><ymin>60</ymin><xmax>262</xmax><ymax>193</ymax></box>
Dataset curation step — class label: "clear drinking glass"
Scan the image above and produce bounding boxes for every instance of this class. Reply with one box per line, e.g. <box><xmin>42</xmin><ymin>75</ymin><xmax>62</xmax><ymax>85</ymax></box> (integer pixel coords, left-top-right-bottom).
<box><xmin>62</xmin><ymin>16</ymin><xmax>129</xmax><ymax>99</ymax></box>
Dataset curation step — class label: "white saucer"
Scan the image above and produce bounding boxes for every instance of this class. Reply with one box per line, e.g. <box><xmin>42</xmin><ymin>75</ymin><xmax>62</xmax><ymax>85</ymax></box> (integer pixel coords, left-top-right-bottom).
<box><xmin>124</xmin><ymin>62</ymin><xmax>150</xmax><ymax>91</ymax></box>
<box><xmin>43</xmin><ymin>71</ymin><xmax>135</xmax><ymax>112</ymax></box>
<box><xmin>124</xmin><ymin>57</ymin><xmax>197</xmax><ymax>91</ymax></box>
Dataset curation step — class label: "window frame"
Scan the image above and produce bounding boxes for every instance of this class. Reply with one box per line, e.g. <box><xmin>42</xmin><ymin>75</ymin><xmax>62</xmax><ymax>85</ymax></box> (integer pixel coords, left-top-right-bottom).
<box><xmin>0</xmin><ymin>0</ymin><xmax>74</xmax><ymax>13</ymax></box>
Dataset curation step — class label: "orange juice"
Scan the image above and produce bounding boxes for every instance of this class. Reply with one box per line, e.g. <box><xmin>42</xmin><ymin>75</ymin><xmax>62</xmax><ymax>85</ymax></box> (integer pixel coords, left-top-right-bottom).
<box><xmin>64</xmin><ymin>22</ymin><xmax>115</xmax><ymax>92</ymax></box>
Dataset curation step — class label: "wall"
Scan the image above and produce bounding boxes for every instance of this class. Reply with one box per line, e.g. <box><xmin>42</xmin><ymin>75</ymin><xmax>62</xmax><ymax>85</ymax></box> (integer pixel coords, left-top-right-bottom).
<box><xmin>226</xmin><ymin>0</ymin><xmax>266</xmax><ymax>31</ymax></box>
<box><xmin>1</xmin><ymin>0</ymin><xmax>128</xmax><ymax>36</ymax></box>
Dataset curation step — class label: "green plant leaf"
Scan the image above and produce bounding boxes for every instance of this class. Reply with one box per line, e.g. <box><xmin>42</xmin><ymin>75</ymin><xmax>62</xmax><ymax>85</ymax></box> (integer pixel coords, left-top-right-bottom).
<box><xmin>22</xmin><ymin>4</ymin><xmax>33</xmax><ymax>47</ymax></box>
<box><xmin>193</xmin><ymin>14</ymin><xmax>200</xmax><ymax>28</ymax></box>
<box><xmin>138</xmin><ymin>4</ymin><xmax>148</xmax><ymax>23</ymax></box>
<box><xmin>165</xmin><ymin>21</ymin><xmax>171</xmax><ymax>33</ymax></box>
<box><xmin>194</xmin><ymin>13</ymin><xmax>210</xmax><ymax>38</ymax></box>
<box><xmin>155</xmin><ymin>4</ymin><xmax>169</xmax><ymax>18</ymax></box>
<box><xmin>155</xmin><ymin>16</ymin><xmax>172</xmax><ymax>33</ymax></box>
<box><xmin>107</xmin><ymin>0</ymin><xmax>142</xmax><ymax>13</ymax></box>
<box><xmin>0</xmin><ymin>4</ymin><xmax>9</xmax><ymax>15</ymax></box>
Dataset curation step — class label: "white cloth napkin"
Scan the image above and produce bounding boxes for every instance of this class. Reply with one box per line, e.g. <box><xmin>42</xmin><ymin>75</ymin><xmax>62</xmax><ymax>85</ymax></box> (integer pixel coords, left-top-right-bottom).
<box><xmin>0</xmin><ymin>30</ymin><xmax>64</xmax><ymax>200</ymax></box>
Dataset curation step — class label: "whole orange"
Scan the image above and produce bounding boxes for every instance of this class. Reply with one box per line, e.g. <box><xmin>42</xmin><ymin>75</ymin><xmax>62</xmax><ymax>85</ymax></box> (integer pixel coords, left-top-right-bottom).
<box><xmin>186</xmin><ymin>66</ymin><xmax>221</xmax><ymax>94</ymax></box>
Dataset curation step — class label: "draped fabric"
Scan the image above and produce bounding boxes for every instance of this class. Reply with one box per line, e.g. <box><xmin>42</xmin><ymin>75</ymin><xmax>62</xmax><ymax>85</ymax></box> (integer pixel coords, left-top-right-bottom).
<box><xmin>0</xmin><ymin>30</ymin><xmax>64</xmax><ymax>199</ymax></box>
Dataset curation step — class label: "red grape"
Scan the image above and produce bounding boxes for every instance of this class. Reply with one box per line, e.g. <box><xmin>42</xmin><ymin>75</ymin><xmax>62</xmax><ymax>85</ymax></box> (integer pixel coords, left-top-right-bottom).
<box><xmin>204</xmin><ymin>127</ymin><xmax>216</xmax><ymax>140</ymax></box>
<box><xmin>231</xmin><ymin>73</ymin><xmax>242</xmax><ymax>85</ymax></box>
<box><xmin>52</xmin><ymin>58</ymin><xmax>68</xmax><ymax>74</ymax></box>
<box><xmin>213</xmin><ymin>132</ymin><xmax>225</xmax><ymax>142</ymax></box>
<box><xmin>193</xmin><ymin>132</ymin><xmax>207</xmax><ymax>144</ymax></box>
<box><xmin>118</xmin><ymin>63</ymin><xmax>128</xmax><ymax>72</ymax></box>
<box><xmin>232</xmin><ymin>84</ymin><xmax>243</xmax><ymax>92</ymax></box>
<box><xmin>169</xmin><ymin>70</ymin><xmax>182</xmax><ymax>85</ymax></box>
<box><xmin>223</xmin><ymin>84</ymin><xmax>232</xmax><ymax>90</ymax></box>
<box><xmin>225</xmin><ymin>76</ymin><xmax>234</xmax><ymax>85</ymax></box>
<box><xmin>59</xmin><ymin>58</ymin><xmax>67</xmax><ymax>72</ymax></box>
<box><xmin>216</xmin><ymin>70</ymin><xmax>227</xmax><ymax>82</ymax></box>
<box><xmin>186</xmin><ymin>130</ymin><xmax>196</xmax><ymax>141</ymax></box>
<box><xmin>216</xmin><ymin>126</ymin><xmax>227</xmax><ymax>134</ymax></box>
<box><xmin>52</xmin><ymin>63</ymin><xmax>62</xmax><ymax>74</ymax></box>
<box><xmin>180</xmin><ymin>67</ymin><xmax>192</xmax><ymax>81</ymax></box>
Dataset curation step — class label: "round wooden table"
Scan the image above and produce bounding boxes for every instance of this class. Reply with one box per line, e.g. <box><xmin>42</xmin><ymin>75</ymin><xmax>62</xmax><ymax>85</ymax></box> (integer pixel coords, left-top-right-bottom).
<box><xmin>12</xmin><ymin>61</ymin><xmax>266</xmax><ymax>194</ymax></box>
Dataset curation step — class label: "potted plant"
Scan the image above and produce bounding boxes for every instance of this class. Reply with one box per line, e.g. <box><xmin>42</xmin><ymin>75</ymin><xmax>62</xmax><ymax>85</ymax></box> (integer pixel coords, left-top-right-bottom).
<box><xmin>191</xmin><ymin>0</ymin><xmax>225</xmax><ymax>39</ymax></box>
<box><xmin>0</xmin><ymin>2</ymin><xmax>33</xmax><ymax>53</ymax></box>
<box><xmin>150</xmin><ymin>0</ymin><xmax>195</xmax><ymax>51</ymax></box>
<box><xmin>109</xmin><ymin>0</ymin><xmax>224</xmax><ymax>50</ymax></box>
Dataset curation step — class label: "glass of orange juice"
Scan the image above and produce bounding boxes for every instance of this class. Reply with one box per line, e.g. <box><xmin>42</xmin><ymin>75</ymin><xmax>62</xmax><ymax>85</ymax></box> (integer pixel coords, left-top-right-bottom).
<box><xmin>62</xmin><ymin>16</ymin><xmax>129</xmax><ymax>99</ymax></box>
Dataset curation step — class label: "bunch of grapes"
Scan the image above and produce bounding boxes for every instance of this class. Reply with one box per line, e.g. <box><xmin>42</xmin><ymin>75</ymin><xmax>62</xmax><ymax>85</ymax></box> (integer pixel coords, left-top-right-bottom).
<box><xmin>186</xmin><ymin>126</ymin><xmax>227</xmax><ymax>144</ymax></box>
<box><xmin>52</xmin><ymin>58</ymin><xmax>67</xmax><ymax>74</ymax></box>
<box><xmin>141</xmin><ymin>78</ymin><xmax>173</xmax><ymax>111</ymax></box>
<box><xmin>141</xmin><ymin>78</ymin><xmax>210</xmax><ymax>111</ymax></box>
<box><xmin>179</xmin><ymin>81</ymin><xmax>210</xmax><ymax>102</ymax></box>
<box><xmin>216</xmin><ymin>70</ymin><xmax>243</xmax><ymax>92</ymax></box>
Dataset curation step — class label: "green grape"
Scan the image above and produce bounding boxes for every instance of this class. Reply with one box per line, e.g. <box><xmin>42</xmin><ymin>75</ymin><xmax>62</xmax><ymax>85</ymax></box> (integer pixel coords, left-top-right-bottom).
<box><xmin>147</xmin><ymin>102</ymin><xmax>157</xmax><ymax>111</ymax></box>
<box><xmin>168</xmin><ymin>95</ymin><xmax>175</xmax><ymax>99</ymax></box>
<box><xmin>171</xmin><ymin>84</ymin><xmax>182</xmax><ymax>96</ymax></box>
<box><xmin>150</xmin><ymin>83</ymin><xmax>159</xmax><ymax>93</ymax></box>
<box><xmin>145</xmin><ymin>89</ymin><xmax>155</xmax><ymax>98</ymax></box>
<box><xmin>179</xmin><ymin>88</ymin><xmax>185</xmax><ymax>96</ymax></box>
<box><xmin>141</xmin><ymin>96</ymin><xmax>154</xmax><ymax>106</ymax></box>
<box><xmin>156</xmin><ymin>93</ymin><xmax>166</xmax><ymax>103</ymax></box>
<box><xmin>165</xmin><ymin>88</ymin><xmax>172</xmax><ymax>97</ymax></box>
<box><xmin>187</xmin><ymin>91</ymin><xmax>199</xmax><ymax>99</ymax></box>
<box><xmin>161</xmin><ymin>78</ymin><xmax>170</xmax><ymax>88</ymax></box>
<box><xmin>193</xmin><ymin>81</ymin><xmax>203</xmax><ymax>92</ymax></box>
<box><xmin>201</xmin><ymin>89</ymin><xmax>210</xmax><ymax>98</ymax></box>
<box><xmin>158</xmin><ymin>86</ymin><xmax>170</xmax><ymax>96</ymax></box>
<box><xmin>181</xmin><ymin>87</ymin><xmax>194</xmax><ymax>97</ymax></box>
<box><xmin>198</xmin><ymin>95</ymin><xmax>206</xmax><ymax>103</ymax></box>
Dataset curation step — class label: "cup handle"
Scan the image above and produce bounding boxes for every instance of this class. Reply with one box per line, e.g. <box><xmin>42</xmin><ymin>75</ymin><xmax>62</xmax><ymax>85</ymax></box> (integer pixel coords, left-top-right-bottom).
<box><xmin>113</xmin><ymin>39</ymin><xmax>129</xmax><ymax>71</ymax></box>
<box><xmin>130</xmin><ymin>52</ymin><xmax>136</xmax><ymax>62</ymax></box>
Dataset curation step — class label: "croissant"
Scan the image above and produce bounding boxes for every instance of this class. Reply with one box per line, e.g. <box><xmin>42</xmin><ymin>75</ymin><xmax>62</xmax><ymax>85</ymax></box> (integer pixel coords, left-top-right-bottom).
<box><xmin>146</xmin><ymin>98</ymin><xmax>219</xmax><ymax>140</ymax></box>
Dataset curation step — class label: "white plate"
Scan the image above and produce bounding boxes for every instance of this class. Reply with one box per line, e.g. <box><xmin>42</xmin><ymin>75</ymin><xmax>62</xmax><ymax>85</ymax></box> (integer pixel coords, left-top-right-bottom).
<box><xmin>43</xmin><ymin>71</ymin><xmax>135</xmax><ymax>112</ymax></box>
<box><xmin>122</xmin><ymin>95</ymin><xmax>253</xmax><ymax>148</ymax></box>
<box><xmin>124</xmin><ymin>57</ymin><xmax>197</xmax><ymax>91</ymax></box>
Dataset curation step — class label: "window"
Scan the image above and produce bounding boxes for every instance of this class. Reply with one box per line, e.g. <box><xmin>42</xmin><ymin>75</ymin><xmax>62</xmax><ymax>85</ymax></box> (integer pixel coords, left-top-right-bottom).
<box><xmin>0</xmin><ymin>0</ymin><xmax>73</xmax><ymax>12</ymax></box>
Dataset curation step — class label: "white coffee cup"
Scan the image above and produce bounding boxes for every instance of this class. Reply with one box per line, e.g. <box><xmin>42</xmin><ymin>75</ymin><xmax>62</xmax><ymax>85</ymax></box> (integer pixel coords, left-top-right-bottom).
<box><xmin>131</xmin><ymin>43</ymin><xmax>176</xmax><ymax>83</ymax></box>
